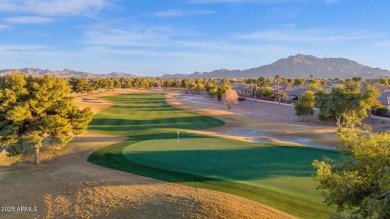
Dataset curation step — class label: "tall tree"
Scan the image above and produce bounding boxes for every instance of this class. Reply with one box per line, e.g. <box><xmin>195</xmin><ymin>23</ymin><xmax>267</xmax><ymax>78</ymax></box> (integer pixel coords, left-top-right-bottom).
<box><xmin>188</xmin><ymin>82</ymin><xmax>197</xmax><ymax>96</ymax></box>
<box><xmin>107</xmin><ymin>78</ymin><xmax>115</xmax><ymax>91</ymax></box>
<box><xmin>266</xmin><ymin>77</ymin><xmax>274</xmax><ymax>84</ymax></box>
<box><xmin>0</xmin><ymin>73</ymin><xmax>93</xmax><ymax>165</ymax></box>
<box><xmin>163</xmin><ymin>79</ymin><xmax>173</xmax><ymax>89</ymax></box>
<box><xmin>194</xmin><ymin>78</ymin><xmax>204</xmax><ymax>84</ymax></box>
<box><xmin>313</xmin><ymin>129</ymin><xmax>390</xmax><ymax>218</ymax></box>
<box><xmin>122</xmin><ymin>78</ymin><xmax>133</xmax><ymax>88</ymax></box>
<box><xmin>315</xmin><ymin>83</ymin><xmax>380</xmax><ymax>127</ymax></box>
<box><xmin>68</xmin><ymin>77</ymin><xmax>94</xmax><ymax>96</ymax></box>
<box><xmin>222</xmin><ymin>89</ymin><xmax>238</xmax><ymax>109</ymax></box>
<box><xmin>94</xmin><ymin>78</ymin><xmax>113</xmax><ymax>91</ymax></box>
<box><xmin>257</xmin><ymin>77</ymin><xmax>268</xmax><ymax>90</ymax></box>
<box><xmin>378</xmin><ymin>78</ymin><xmax>389</xmax><ymax>86</ymax></box>
<box><xmin>221</xmin><ymin>78</ymin><xmax>230</xmax><ymax>85</ymax></box>
<box><xmin>206</xmin><ymin>83</ymin><xmax>218</xmax><ymax>100</ymax></box>
<box><xmin>217</xmin><ymin>84</ymin><xmax>231</xmax><ymax>101</ymax></box>
<box><xmin>352</xmin><ymin>77</ymin><xmax>362</xmax><ymax>82</ymax></box>
<box><xmin>113</xmin><ymin>79</ymin><xmax>121</xmax><ymax>89</ymax></box>
<box><xmin>205</xmin><ymin>82</ymin><xmax>214</xmax><ymax>93</ymax></box>
<box><xmin>196</xmin><ymin>82</ymin><xmax>205</xmax><ymax>95</ymax></box>
<box><xmin>274</xmin><ymin>74</ymin><xmax>282</xmax><ymax>88</ymax></box>
<box><xmin>278</xmin><ymin>91</ymin><xmax>288</xmax><ymax>104</ymax></box>
<box><xmin>274</xmin><ymin>74</ymin><xmax>282</xmax><ymax>102</ymax></box>
<box><xmin>294</xmin><ymin>77</ymin><xmax>305</xmax><ymax>86</ymax></box>
<box><xmin>256</xmin><ymin>87</ymin><xmax>274</xmax><ymax>98</ymax></box>
<box><xmin>181</xmin><ymin>79</ymin><xmax>189</xmax><ymax>89</ymax></box>
<box><xmin>209</xmin><ymin>87</ymin><xmax>218</xmax><ymax>100</ymax></box>
<box><xmin>294</xmin><ymin>90</ymin><xmax>315</xmax><ymax>121</ymax></box>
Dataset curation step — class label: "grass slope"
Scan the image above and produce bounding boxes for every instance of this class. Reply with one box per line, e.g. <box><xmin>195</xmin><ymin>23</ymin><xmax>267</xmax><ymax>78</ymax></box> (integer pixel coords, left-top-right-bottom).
<box><xmin>88</xmin><ymin>93</ymin><xmax>340</xmax><ymax>218</ymax></box>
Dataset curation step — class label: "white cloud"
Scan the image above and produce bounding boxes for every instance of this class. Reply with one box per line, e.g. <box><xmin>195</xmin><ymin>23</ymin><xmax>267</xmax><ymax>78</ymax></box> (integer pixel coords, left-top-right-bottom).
<box><xmin>152</xmin><ymin>9</ymin><xmax>215</xmax><ymax>17</ymax></box>
<box><xmin>73</xmin><ymin>24</ymin><xmax>303</xmax><ymax>74</ymax></box>
<box><xmin>79</xmin><ymin>43</ymin><xmax>296</xmax><ymax>74</ymax></box>
<box><xmin>0</xmin><ymin>24</ymin><xmax>9</xmax><ymax>29</ymax></box>
<box><xmin>84</xmin><ymin>28</ymin><xmax>171</xmax><ymax>47</ymax></box>
<box><xmin>82</xmin><ymin>24</ymin><xmax>299</xmax><ymax>56</ymax></box>
<box><xmin>0</xmin><ymin>44</ymin><xmax>51</xmax><ymax>51</ymax></box>
<box><xmin>0</xmin><ymin>0</ymin><xmax>110</xmax><ymax>16</ymax></box>
<box><xmin>83</xmin><ymin>24</ymin><xmax>201</xmax><ymax>48</ymax></box>
<box><xmin>234</xmin><ymin>28</ymin><xmax>377</xmax><ymax>42</ymax></box>
<box><xmin>80</xmin><ymin>25</ymin><xmax>300</xmax><ymax>71</ymax></box>
<box><xmin>5</xmin><ymin>16</ymin><xmax>55</xmax><ymax>24</ymax></box>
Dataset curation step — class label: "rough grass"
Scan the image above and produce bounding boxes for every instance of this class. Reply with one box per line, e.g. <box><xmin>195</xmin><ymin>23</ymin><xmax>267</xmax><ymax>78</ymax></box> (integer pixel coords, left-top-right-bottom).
<box><xmin>89</xmin><ymin>93</ymin><xmax>341</xmax><ymax>218</ymax></box>
<box><xmin>1</xmin><ymin>91</ymin><xmax>292</xmax><ymax>219</ymax></box>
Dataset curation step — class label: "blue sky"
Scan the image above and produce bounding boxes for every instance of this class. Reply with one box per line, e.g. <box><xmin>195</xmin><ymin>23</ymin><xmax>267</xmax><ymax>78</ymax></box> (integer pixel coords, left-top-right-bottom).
<box><xmin>0</xmin><ymin>0</ymin><xmax>390</xmax><ymax>76</ymax></box>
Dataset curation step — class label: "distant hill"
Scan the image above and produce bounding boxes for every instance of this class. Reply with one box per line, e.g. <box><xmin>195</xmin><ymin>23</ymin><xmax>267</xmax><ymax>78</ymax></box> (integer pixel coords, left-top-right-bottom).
<box><xmin>0</xmin><ymin>68</ymin><xmax>139</xmax><ymax>78</ymax></box>
<box><xmin>163</xmin><ymin>54</ymin><xmax>390</xmax><ymax>78</ymax></box>
<box><xmin>3</xmin><ymin>54</ymin><xmax>390</xmax><ymax>79</ymax></box>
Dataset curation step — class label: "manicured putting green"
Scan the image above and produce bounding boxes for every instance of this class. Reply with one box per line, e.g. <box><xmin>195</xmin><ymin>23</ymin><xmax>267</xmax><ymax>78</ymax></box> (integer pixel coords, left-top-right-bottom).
<box><xmin>88</xmin><ymin>93</ymin><xmax>341</xmax><ymax>219</ymax></box>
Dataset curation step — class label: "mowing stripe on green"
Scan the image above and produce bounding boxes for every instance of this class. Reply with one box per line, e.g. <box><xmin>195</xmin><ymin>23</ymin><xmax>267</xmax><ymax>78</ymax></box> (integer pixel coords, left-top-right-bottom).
<box><xmin>88</xmin><ymin>93</ymin><xmax>341</xmax><ymax>219</ymax></box>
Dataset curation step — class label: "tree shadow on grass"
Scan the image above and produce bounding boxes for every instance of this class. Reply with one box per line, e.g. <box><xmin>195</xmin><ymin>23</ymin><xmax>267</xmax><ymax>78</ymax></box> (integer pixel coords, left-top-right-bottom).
<box><xmin>72</xmin><ymin>136</ymin><xmax>128</xmax><ymax>143</ymax></box>
<box><xmin>89</xmin><ymin>131</ymin><xmax>342</xmax><ymax>183</ymax></box>
<box><xmin>88</xmin><ymin>117</ymin><xmax>224</xmax><ymax>133</ymax></box>
<box><xmin>86</xmin><ymin>93</ymin><xmax>340</xmax><ymax>218</ymax></box>
<box><xmin>88</xmin><ymin>138</ymin><xmax>340</xmax><ymax>219</ymax></box>
<box><xmin>109</xmin><ymin>105</ymin><xmax>173</xmax><ymax>110</ymax></box>
<box><xmin>123</xmin><ymin>143</ymin><xmax>341</xmax><ymax>180</ymax></box>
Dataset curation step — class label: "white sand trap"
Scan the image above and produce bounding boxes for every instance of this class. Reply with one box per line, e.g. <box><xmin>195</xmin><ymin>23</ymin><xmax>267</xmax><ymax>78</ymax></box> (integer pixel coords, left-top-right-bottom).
<box><xmin>222</xmin><ymin>129</ymin><xmax>336</xmax><ymax>150</ymax></box>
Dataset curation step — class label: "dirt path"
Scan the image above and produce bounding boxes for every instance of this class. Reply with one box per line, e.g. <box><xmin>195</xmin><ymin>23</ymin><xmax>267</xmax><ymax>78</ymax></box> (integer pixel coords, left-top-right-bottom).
<box><xmin>0</xmin><ymin>89</ymin><xmax>294</xmax><ymax>219</ymax></box>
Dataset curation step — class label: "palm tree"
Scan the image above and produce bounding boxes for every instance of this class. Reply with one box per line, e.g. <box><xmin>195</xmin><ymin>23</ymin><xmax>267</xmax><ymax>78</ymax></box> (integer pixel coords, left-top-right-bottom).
<box><xmin>274</xmin><ymin>74</ymin><xmax>282</xmax><ymax>101</ymax></box>
<box><xmin>279</xmin><ymin>92</ymin><xmax>288</xmax><ymax>104</ymax></box>
<box><xmin>257</xmin><ymin>77</ymin><xmax>268</xmax><ymax>89</ymax></box>
<box><xmin>275</xmin><ymin>74</ymin><xmax>282</xmax><ymax>88</ymax></box>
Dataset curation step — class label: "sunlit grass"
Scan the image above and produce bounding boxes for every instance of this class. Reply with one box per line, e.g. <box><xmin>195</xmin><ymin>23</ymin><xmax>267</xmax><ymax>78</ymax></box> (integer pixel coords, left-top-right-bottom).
<box><xmin>88</xmin><ymin>93</ymin><xmax>340</xmax><ymax>218</ymax></box>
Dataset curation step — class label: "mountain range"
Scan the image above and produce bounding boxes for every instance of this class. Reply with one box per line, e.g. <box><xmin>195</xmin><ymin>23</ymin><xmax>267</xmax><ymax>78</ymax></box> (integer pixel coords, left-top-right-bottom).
<box><xmin>0</xmin><ymin>68</ymin><xmax>138</xmax><ymax>78</ymax></box>
<box><xmin>163</xmin><ymin>54</ymin><xmax>390</xmax><ymax>78</ymax></box>
<box><xmin>1</xmin><ymin>54</ymin><xmax>389</xmax><ymax>79</ymax></box>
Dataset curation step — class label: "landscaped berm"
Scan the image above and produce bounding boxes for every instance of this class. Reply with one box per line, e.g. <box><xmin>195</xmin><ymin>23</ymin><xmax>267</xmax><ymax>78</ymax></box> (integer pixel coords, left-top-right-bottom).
<box><xmin>89</xmin><ymin>92</ymin><xmax>341</xmax><ymax>219</ymax></box>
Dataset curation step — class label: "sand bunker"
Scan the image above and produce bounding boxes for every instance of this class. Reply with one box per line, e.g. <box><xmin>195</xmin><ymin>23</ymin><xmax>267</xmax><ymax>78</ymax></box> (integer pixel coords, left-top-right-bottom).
<box><xmin>223</xmin><ymin>129</ymin><xmax>336</xmax><ymax>150</ymax></box>
<box><xmin>167</xmin><ymin>92</ymin><xmax>339</xmax><ymax>149</ymax></box>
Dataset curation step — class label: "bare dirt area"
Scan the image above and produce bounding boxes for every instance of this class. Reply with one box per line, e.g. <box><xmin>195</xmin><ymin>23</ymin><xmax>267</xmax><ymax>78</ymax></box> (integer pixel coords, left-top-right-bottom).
<box><xmin>166</xmin><ymin>91</ymin><xmax>340</xmax><ymax>147</ymax></box>
<box><xmin>0</xmin><ymin>89</ymin><xmax>293</xmax><ymax>219</ymax></box>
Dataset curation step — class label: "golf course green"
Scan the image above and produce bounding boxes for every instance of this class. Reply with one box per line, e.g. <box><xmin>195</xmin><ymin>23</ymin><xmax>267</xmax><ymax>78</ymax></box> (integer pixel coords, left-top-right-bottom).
<box><xmin>88</xmin><ymin>93</ymin><xmax>341</xmax><ymax>218</ymax></box>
